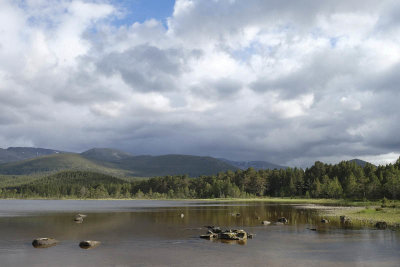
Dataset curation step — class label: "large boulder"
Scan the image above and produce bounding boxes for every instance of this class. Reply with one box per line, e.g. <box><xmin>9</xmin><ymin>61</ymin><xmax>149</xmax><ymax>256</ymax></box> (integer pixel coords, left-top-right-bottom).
<box><xmin>79</xmin><ymin>240</ymin><xmax>101</xmax><ymax>249</ymax></box>
<box><xmin>32</xmin><ymin>238</ymin><xmax>58</xmax><ymax>248</ymax></box>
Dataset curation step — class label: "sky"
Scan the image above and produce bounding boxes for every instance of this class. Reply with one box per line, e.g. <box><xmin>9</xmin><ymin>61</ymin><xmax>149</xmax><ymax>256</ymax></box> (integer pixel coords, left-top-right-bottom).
<box><xmin>0</xmin><ymin>0</ymin><xmax>399</xmax><ymax>167</ymax></box>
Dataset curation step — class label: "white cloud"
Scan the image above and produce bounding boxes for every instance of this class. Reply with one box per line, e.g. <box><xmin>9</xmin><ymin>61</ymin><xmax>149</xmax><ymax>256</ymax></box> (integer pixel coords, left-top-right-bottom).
<box><xmin>0</xmin><ymin>0</ymin><xmax>399</xmax><ymax>166</ymax></box>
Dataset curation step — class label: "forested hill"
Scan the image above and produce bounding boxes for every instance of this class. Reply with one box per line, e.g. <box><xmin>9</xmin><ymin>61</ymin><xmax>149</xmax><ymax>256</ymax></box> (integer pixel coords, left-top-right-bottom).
<box><xmin>0</xmin><ymin>153</ymin><xmax>131</xmax><ymax>176</ymax></box>
<box><xmin>1</xmin><ymin>158</ymin><xmax>399</xmax><ymax>200</ymax></box>
<box><xmin>219</xmin><ymin>158</ymin><xmax>287</xmax><ymax>170</ymax></box>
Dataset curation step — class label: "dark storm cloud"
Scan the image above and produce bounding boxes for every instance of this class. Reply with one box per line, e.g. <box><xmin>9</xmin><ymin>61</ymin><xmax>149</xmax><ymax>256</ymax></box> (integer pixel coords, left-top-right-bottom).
<box><xmin>250</xmin><ymin>49</ymin><xmax>362</xmax><ymax>98</ymax></box>
<box><xmin>96</xmin><ymin>45</ymin><xmax>185</xmax><ymax>92</ymax></box>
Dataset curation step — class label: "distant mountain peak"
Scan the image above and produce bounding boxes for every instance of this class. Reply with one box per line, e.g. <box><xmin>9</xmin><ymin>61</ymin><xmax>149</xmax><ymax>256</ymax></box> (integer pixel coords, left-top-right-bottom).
<box><xmin>348</xmin><ymin>158</ymin><xmax>373</xmax><ymax>167</ymax></box>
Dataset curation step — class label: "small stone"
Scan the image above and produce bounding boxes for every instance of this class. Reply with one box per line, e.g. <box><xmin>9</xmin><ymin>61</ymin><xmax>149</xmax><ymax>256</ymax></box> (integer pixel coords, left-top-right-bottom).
<box><xmin>32</xmin><ymin>238</ymin><xmax>59</xmax><ymax>248</ymax></box>
<box><xmin>79</xmin><ymin>240</ymin><xmax>101</xmax><ymax>249</ymax></box>
<box><xmin>277</xmin><ymin>217</ymin><xmax>288</xmax><ymax>223</ymax></box>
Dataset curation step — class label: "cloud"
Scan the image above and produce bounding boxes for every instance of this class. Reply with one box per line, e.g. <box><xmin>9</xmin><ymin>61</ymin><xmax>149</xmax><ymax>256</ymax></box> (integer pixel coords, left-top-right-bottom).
<box><xmin>0</xmin><ymin>0</ymin><xmax>399</xmax><ymax>167</ymax></box>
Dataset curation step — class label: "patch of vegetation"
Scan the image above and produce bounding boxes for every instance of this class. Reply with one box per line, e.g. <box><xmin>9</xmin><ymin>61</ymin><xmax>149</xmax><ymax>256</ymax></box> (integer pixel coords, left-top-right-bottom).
<box><xmin>0</xmin><ymin>157</ymin><xmax>399</xmax><ymax>204</ymax></box>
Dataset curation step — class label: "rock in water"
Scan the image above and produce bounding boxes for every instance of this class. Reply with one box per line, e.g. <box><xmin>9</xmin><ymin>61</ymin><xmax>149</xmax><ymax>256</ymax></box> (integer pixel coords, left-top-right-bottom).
<box><xmin>180</xmin><ymin>213</ymin><xmax>184</xmax><ymax>218</ymax></box>
<box><xmin>32</xmin><ymin>238</ymin><xmax>59</xmax><ymax>248</ymax></box>
<box><xmin>79</xmin><ymin>240</ymin><xmax>101</xmax><ymax>249</ymax></box>
<box><xmin>74</xmin><ymin>214</ymin><xmax>87</xmax><ymax>222</ymax></box>
<box><xmin>321</xmin><ymin>219</ymin><xmax>329</xmax><ymax>223</ymax></box>
<box><xmin>277</xmin><ymin>217</ymin><xmax>288</xmax><ymax>223</ymax></box>
<box><xmin>261</xmin><ymin>221</ymin><xmax>271</xmax><ymax>225</ymax></box>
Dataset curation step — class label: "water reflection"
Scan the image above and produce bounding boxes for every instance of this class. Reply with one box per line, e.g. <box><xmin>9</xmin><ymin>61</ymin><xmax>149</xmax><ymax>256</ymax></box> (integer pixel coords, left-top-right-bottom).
<box><xmin>0</xmin><ymin>200</ymin><xmax>398</xmax><ymax>267</ymax></box>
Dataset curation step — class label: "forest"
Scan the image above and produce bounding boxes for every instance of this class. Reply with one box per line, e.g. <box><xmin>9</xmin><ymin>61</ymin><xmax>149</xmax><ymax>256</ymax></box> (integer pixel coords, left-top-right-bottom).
<box><xmin>1</xmin><ymin>158</ymin><xmax>399</xmax><ymax>200</ymax></box>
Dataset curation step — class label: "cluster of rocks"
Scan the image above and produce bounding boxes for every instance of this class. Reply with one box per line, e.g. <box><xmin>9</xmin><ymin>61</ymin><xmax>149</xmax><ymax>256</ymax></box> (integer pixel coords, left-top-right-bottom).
<box><xmin>32</xmin><ymin>214</ymin><xmax>100</xmax><ymax>249</ymax></box>
<box><xmin>200</xmin><ymin>226</ymin><xmax>253</xmax><ymax>241</ymax></box>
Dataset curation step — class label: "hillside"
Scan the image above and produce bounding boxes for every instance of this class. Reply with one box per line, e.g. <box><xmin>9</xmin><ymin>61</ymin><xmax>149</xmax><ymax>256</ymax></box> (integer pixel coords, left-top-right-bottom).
<box><xmin>81</xmin><ymin>148</ymin><xmax>133</xmax><ymax>162</ymax></box>
<box><xmin>82</xmin><ymin>150</ymin><xmax>238</xmax><ymax>177</ymax></box>
<box><xmin>0</xmin><ymin>147</ymin><xmax>63</xmax><ymax>164</ymax></box>
<box><xmin>114</xmin><ymin>154</ymin><xmax>238</xmax><ymax>177</ymax></box>
<box><xmin>0</xmin><ymin>150</ymin><xmax>238</xmax><ymax>177</ymax></box>
<box><xmin>0</xmin><ymin>153</ymin><xmax>132</xmax><ymax>176</ymax></box>
<box><xmin>3</xmin><ymin>171</ymin><xmax>128</xmax><ymax>199</ymax></box>
<box><xmin>27</xmin><ymin>170</ymin><xmax>126</xmax><ymax>186</ymax></box>
<box><xmin>1</xmin><ymin>147</ymin><xmax>300</xmax><ymax>177</ymax></box>
<box><xmin>219</xmin><ymin>159</ymin><xmax>287</xmax><ymax>170</ymax></box>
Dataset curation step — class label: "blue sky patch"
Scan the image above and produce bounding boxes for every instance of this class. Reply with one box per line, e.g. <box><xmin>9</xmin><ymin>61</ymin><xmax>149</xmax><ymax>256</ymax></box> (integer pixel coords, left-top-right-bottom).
<box><xmin>111</xmin><ymin>0</ymin><xmax>175</xmax><ymax>28</ymax></box>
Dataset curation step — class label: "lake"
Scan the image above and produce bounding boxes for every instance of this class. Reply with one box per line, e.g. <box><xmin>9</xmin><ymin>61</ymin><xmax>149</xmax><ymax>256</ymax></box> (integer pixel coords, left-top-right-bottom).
<box><xmin>0</xmin><ymin>199</ymin><xmax>399</xmax><ymax>267</ymax></box>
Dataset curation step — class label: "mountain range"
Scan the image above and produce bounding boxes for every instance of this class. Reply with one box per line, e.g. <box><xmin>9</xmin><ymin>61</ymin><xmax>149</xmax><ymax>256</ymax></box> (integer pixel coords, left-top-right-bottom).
<box><xmin>0</xmin><ymin>147</ymin><xmax>371</xmax><ymax>177</ymax></box>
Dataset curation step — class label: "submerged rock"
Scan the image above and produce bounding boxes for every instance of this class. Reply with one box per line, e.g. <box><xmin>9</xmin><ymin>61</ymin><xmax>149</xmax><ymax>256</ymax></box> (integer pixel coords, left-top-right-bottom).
<box><xmin>375</xmin><ymin>221</ymin><xmax>388</xmax><ymax>230</ymax></box>
<box><xmin>32</xmin><ymin>238</ymin><xmax>58</xmax><ymax>248</ymax></box>
<box><xmin>79</xmin><ymin>240</ymin><xmax>101</xmax><ymax>249</ymax></box>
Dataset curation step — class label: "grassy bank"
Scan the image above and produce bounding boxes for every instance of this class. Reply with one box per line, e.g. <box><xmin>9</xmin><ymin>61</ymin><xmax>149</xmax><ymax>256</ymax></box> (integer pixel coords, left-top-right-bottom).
<box><xmin>318</xmin><ymin>205</ymin><xmax>400</xmax><ymax>227</ymax></box>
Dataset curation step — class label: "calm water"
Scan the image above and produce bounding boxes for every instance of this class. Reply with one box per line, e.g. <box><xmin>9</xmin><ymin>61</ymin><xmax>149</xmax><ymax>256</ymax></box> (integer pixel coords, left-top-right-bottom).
<box><xmin>0</xmin><ymin>199</ymin><xmax>399</xmax><ymax>267</ymax></box>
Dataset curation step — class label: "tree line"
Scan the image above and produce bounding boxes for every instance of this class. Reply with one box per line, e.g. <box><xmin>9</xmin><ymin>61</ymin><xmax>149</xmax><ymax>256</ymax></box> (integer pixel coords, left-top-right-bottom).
<box><xmin>1</xmin><ymin>158</ymin><xmax>399</xmax><ymax>200</ymax></box>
